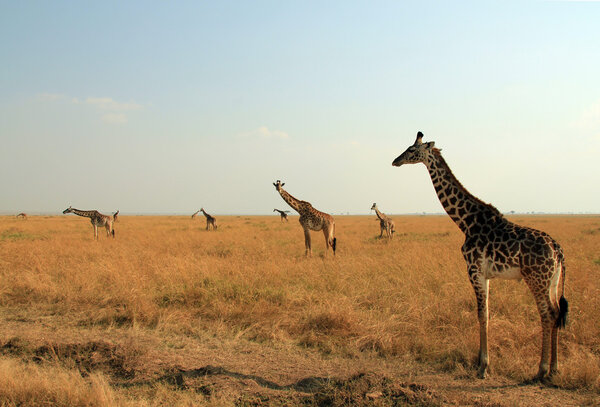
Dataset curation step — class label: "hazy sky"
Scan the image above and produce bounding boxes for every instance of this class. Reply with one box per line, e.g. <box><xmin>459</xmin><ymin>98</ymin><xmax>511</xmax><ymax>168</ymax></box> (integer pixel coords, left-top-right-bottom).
<box><xmin>1</xmin><ymin>1</ymin><xmax>599</xmax><ymax>215</ymax></box>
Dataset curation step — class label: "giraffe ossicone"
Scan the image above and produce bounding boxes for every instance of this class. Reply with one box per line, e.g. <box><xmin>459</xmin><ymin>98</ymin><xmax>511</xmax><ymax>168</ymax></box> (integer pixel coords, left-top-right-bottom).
<box><xmin>392</xmin><ymin>132</ymin><xmax>568</xmax><ymax>381</ymax></box>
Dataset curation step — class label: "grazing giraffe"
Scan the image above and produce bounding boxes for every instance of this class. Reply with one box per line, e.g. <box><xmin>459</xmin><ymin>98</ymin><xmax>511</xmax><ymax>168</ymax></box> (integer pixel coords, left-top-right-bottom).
<box><xmin>191</xmin><ymin>210</ymin><xmax>200</xmax><ymax>219</ymax></box>
<box><xmin>273</xmin><ymin>180</ymin><xmax>336</xmax><ymax>256</ymax></box>
<box><xmin>62</xmin><ymin>206</ymin><xmax>115</xmax><ymax>240</ymax></box>
<box><xmin>371</xmin><ymin>203</ymin><xmax>395</xmax><ymax>239</ymax></box>
<box><xmin>200</xmin><ymin>208</ymin><xmax>217</xmax><ymax>230</ymax></box>
<box><xmin>273</xmin><ymin>208</ymin><xmax>290</xmax><ymax>222</ymax></box>
<box><xmin>392</xmin><ymin>132</ymin><xmax>568</xmax><ymax>380</ymax></box>
<box><xmin>16</xmin><ymin>213</ymin><xmax>28</xmax><ymax>220</ymax></box>
<box><xmin>113</xmin><ymin>210</ymin><xmax>119</xmax><ymax>223</ymax></box>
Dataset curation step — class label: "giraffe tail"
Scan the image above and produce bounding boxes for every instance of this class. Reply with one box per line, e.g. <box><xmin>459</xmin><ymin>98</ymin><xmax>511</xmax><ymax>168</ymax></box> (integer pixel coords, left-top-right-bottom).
<box><xmin>556</xmin><ymin>257</ymin><xmax>568</xmax><ymax>329</ymax></box>
<box><xmin>112</xmin><ymin>229</ymin><xmax>115</xmax><ymax>238</ymax></box>
<box><xmin>332</xmin><ymin>237</ymin><xmax>337</xmax><ymax>255</ymax></box>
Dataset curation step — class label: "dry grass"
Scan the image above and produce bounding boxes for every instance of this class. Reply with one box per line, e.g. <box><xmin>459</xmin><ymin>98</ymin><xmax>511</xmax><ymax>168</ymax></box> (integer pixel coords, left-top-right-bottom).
<box><xmin>1</xmin><ymin>214</ymin><xmax>599</xmax><ymax>405</ymax></box>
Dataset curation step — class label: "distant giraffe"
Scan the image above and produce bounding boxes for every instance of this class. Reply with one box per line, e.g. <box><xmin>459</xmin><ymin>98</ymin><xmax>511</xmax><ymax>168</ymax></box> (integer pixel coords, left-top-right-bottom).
<box><xmin>392</xmin><ymin>132</ymin><xmax>568</xmax><ymax>380</ymax></box>
<box><xmin>273</xmin><ymin>208</ymin><xmax>290</xmax><ymax>222</ymax></box>
<box><xmin>273</xmin><ymin>180</ymin><xmax>336</xmax><ymax>256</ymax></box>
<box><xmin>16</xmin><ymin>213</ymin><xmax>28</xmax><ymax>220</ymax></box>
<box><xmin>63</xmin><ymin>206</ymin><xmax>115</xmax><ymax>240</ymax></box>
<box><xmin>113</xmin><ymin>210</ymin><xmax>119</xmax><ymax>223</ymax></box>
<box><xmin>371</xmin><ymin>203</ymin><xmax>395</xmax><ymax>239</ymax></box>
<box><xmin>200</xmin><ymin>208</ymin><xmax>217</xmax><ymax>230</ymax></box>
<box><xmin>191</xmin><ymin>210</ymin><xmax>200</xmax><ymax>219</ymax></box>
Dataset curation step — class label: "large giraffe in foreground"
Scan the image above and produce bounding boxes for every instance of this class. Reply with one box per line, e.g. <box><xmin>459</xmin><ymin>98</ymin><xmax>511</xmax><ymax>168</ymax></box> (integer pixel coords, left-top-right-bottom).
<box><xmin>273</xmin><ymin>180</ymin><xmax>336</xmax><ymax>256</ymax></box>
<box><xmin>273</xmin><ymin>208</ymin><xmax>290</xmax><ymax>222</ymax></box>
<box><xmin>200</xmin><ymin>208</ymin><xmax>217</xmax><ymax>230</ymax></box>
<box><xmin>371</xmin><ymin>203</ymin><xmax>395</xmax><ymax>239</ymax></box>
<box><xmin>392</xmin><ymin>132</ymin><xmax>568</xmax><ymax>380</ymax></box>
<box><xmin>63</xmin><ymin>206</ymin><xmax>115</xmax><ymax>240</ymax></box>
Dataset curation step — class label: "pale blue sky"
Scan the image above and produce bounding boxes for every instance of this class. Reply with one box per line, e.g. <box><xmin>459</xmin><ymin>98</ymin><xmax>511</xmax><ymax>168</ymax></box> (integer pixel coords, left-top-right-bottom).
<box><xmin>1</xmin><ymin>1</ymin><xmax>599</xmax><ymax>215</ymax></box>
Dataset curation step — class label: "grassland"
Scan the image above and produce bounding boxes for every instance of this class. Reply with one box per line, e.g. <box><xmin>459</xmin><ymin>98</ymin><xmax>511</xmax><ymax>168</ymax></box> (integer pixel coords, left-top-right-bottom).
<box><xmin>0</xmin><ymin>214</ymin><xmax>599</xmax><ymax>406</ymax></box>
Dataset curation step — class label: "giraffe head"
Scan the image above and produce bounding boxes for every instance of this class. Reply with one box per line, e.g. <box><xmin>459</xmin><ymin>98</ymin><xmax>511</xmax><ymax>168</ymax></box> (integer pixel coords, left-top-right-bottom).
<box><xmin>63</xmin><ymin>206</ymin><xmax>73</xmax><ymax>214</ymax></box>
<box><xmin>273</xmin><ymin>180</ymin><xmax>285</xmax><ymax>191</ymax></box>
<box><xmin>370</xmin><ymin>203</ymin><xmax>377</xmax><ymax>211</ymax></box>
<box><xmin>392</xmin><ymin>132</ymin><xmax>436</xmax><ymax>167</ymax></box>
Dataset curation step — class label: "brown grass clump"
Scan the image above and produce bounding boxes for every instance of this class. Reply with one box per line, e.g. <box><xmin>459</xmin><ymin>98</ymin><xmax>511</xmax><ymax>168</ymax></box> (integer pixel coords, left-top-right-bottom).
<box><xmin>0</xmin><ymin>214</ymin><xmax>599</xmax><ymax>405</ymax></box>
<box><xmin>0</xmin><ymin>357</ymin><xmax>115</xmax><ymax>407</ymax></box>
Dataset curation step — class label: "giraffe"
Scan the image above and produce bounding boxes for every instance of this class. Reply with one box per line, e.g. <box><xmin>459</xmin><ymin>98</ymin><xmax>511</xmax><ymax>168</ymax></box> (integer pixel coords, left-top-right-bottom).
<box><xmin>371</xmin><ymin>203</ymin><xmax>395</xmax><ymax>239</ymax></box>
<box><xmin>16</xmin><ymin>213</ymin><xmax>28</xmax><ymax>220</ymax></box>
<box><xmin>392</xmin><ymin>132</ymin><xmax>568</xmax><ymax>380</ymax></box>
<box><xmin>63</xmin><ymin>206</ymin><xmax>115</xmax><ymax>240</ymax></box>
<box><xmin>273</xmin><ymin>180</ymin><xmax>336</xmax><ymax>256</ymax></box>
<box><xmin>191</xmin><ymin>210</ymin><xmax>200</xmax><ymax>219</ymax></box>
<box><xmin>200</xmin><ymin>208</ymin><xmax>217</xmax><ymax>230</ymax></box>
<box><xmin>273</xmin><ymin>208</ymin><xmax>290</xmax><ymax>222</ymax></box>
<box><xmin>113</xmin><ymin>210</ymin><xmax>119</xmax><ymax>223</ymax></box>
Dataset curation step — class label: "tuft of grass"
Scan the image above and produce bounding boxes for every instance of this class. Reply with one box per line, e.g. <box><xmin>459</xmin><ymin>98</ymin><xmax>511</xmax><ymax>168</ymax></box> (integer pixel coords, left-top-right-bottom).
<box><xmin>0</xmin><ymin>357</ymin><xmax>116</xmax><ymax>407</ymax></box>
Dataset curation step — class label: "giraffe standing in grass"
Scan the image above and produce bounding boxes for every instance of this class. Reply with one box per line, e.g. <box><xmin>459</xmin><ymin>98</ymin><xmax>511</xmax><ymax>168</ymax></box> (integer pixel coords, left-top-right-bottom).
<box><xmin>273</xmin><ymin>209</ymin><xmax>290</xmax><ymax>222</ymax></box>
<box><xmin>16</xmin><ymin>213</ymin><xmax>28</xmax><ymax>220</ymax></box>
<box><xmin>273</xmin><ymin>180</ymin><xmax>336</xmax><ymax>256</ymax></box>
<box><xmin>371</xmin><ymin>203</ymin><xmax>395</xmax><ymax>239</ymax></box>
<box><xmin>63</xmin><ymin>206</ymin><xmax>115</xmax><ymax>240</ymax></box>
<box><xmin>113</xmin><ymin>210</ymin><xmax>119</xmax><ymax>223</ymax></box>
<box><xmin>392</xmin><ymin>132</ymin><xmax>568</xmax><ymax>380</ymax></box>
<box><xmin>200</xmin><ymin>208</ymin><xmax>217</xmax><ymax>230</ymax></box>
<box><xmin>191</xmin><ymin>210</ymin><xmax>200</xmax><ymax>219</ymax></box>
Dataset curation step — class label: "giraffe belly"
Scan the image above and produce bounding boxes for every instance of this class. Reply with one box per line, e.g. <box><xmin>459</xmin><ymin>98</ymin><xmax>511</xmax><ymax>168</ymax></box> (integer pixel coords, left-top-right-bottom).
<box><xmin>482</xmin><ymin>257</ymin><xmax>522</xmax><ymax>280</ymax></box>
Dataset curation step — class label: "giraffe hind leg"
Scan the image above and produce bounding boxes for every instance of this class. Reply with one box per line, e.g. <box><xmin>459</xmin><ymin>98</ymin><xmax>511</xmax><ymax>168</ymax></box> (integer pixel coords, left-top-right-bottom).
<box><xmin>524</xmin><ymin>275</ymin><xmax>560</xmax><ymax>380</ymax></box>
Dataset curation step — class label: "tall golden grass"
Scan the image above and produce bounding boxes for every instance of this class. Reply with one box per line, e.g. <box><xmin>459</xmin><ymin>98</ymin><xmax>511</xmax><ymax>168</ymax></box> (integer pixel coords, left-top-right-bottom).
<box><xmin>1</xmin><ymin>214</ymin><xmax>599</xmax><ymax>404</ymax></box>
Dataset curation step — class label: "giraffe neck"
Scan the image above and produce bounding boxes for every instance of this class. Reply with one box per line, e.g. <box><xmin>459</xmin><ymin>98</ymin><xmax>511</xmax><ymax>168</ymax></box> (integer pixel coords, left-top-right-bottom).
<box><xmin>278</xmin><ymin>188</ymin><xmax>304</xmax><ymax>213</ymax></box>
<box><xmin>70</xmin><ymin>208</ymin><xmax>99</xmax><ymax>218</ymax></box>
<box><xmin>374</xmin><ymin>207</ymin><xmax>386</xmax><ymax>221</ymax></box>
<box><xmin>424</xmin><ymin>149</ymin><xmax>503</xmax><ymax>234</ymax></box>
<box><xmin>201</xmin><ymin>209</ymin><xmax>212</xmax><ymax>218</ymax></box>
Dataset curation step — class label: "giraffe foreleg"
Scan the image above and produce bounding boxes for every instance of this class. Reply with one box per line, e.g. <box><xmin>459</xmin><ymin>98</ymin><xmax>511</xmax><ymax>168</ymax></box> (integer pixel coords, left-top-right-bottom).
<box><xmin>469</xmin><ymin>268</ymin><xmax>489</xmax><ymax>379</ymax></box>
<box><xmin>303</xmin><ymin>227</ymin><xmax>312</xmax><ymax>256</ymax></box>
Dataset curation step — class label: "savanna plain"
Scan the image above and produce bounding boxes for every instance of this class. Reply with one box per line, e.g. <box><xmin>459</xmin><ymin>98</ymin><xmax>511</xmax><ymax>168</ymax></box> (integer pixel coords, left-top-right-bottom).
<box><xmin>1</xmin><ymin>214</ymin><xmax>599</xmax><ymax>406</ymax></box>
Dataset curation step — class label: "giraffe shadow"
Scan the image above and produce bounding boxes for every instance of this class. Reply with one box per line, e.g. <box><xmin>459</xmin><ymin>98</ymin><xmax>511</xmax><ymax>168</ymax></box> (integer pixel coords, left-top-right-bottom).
<box><xmin>152</xmin><ymin>365</ymin><xmax>330</xmax><ymax>393</ymax></box>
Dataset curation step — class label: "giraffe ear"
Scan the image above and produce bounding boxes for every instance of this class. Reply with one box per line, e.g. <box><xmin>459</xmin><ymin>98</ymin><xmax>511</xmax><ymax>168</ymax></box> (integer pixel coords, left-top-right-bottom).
<box><xmin>425</xmin><ymin>141</ymin><xmax>435</xmax><ymax>149</ymax></box>
<box><xmin>281</xmin><ymin>183</ymin><xmax>285</xmax><ymax>187</ymax></box>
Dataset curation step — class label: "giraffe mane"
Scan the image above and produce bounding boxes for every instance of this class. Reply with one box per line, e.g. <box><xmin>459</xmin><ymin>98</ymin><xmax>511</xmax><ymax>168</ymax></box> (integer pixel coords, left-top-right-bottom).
<box><xmin>432</xmin><ymin>148</ymin><xmax>504</xmax><ymax>219</ymax></box>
